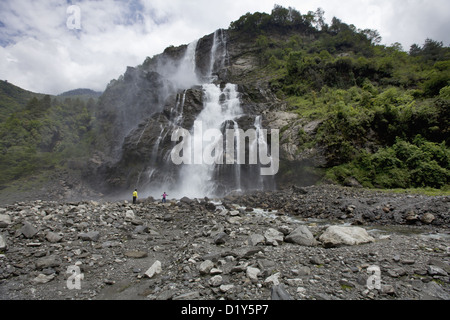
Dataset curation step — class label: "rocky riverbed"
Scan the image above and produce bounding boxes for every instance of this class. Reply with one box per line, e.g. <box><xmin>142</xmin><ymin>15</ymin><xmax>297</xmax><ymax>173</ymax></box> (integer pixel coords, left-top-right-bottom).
<box><xmin>0</xmin><ymin>185</ymin><xmax>449</xmax><ymax>300</ymax></box>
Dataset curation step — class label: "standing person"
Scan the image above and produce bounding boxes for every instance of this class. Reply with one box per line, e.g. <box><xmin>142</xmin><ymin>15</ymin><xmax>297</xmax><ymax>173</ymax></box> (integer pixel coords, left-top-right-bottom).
<box><xmin>133</xmin><ymin>189</ymin><xmax>138</xmax><ymax>204</ymax></box>
<box><xmin>162</xmin><ymin>192</ymin><xmax>168</xmax><ymax>203</ymax></box>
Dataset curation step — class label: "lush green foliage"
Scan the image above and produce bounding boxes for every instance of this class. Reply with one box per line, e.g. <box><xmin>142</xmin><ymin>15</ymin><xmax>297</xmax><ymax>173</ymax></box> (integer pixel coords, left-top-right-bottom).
<box><xmin>230</xmin><ymin>5</ymin><xmax>450</xmax><ymax>189</ymax></box>
<box><xmin>0</xmin><ymin>94</ymin><xmax>95</xmax><ymax>186</ymax></box>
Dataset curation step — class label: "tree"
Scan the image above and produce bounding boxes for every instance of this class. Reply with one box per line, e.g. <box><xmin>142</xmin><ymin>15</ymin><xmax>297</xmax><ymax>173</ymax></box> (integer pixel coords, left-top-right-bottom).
<box><xmin>314</xmin><ymin>8</ymin><xmax>326</xmax><ymax>31</ymax></box>
<box><xmin>361</xmin><ymin>29</ymin><xmax>382</xmax><ymax>45</ymax></box>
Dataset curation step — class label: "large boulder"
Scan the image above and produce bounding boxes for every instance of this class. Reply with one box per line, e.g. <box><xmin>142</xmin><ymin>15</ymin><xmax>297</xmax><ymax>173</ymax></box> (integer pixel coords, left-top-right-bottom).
<box><xmin>319</xmin><ymin>226</ymin><xmax>375</xmax><ymax>247</ymax></box>
<box><xmin>284</xmin><ymin>226</ymin><xmax>318</xmax><ymax>246</ymax></box>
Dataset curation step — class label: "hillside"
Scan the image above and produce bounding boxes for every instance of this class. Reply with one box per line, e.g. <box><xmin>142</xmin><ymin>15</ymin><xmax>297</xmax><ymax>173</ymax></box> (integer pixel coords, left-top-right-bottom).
<box><xmin>0</xmin><ymin>5</ymin><xmax>449</xmax><ymax>202</ymax></box>
<box><xmin>224</xmin><ymin>6</ymin><xmax>450</xmax><ymax>190</ymax></box>
<box><xmin>0</xmin><ymin>82</ymin><xmax>98</xmax><ymax>202</ymax></box>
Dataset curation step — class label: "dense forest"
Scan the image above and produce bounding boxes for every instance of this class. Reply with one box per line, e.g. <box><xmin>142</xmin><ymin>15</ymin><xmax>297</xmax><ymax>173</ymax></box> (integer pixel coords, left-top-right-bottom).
<box><xmin>229</xmin><ymin>5</ymin><xmax>449</xmax><ymax>190</ymax></box>
<box><xmin>0</xmin><ymin>85</ymin><xmax>96</xmax><ymax>187</ymax></box>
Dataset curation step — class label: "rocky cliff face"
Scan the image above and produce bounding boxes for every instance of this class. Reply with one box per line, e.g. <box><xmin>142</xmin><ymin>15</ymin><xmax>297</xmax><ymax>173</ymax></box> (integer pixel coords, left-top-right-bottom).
<box><xmin>88</xmin><ymin>28</ymin><xmax>322</xmax><ymax>199</ymax></box>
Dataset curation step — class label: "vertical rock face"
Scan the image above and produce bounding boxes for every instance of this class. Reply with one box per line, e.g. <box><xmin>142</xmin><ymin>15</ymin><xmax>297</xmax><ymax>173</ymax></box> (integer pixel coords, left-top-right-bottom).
<box><xmin>89</xmin><ymin>28</ymin><xmax>300</xmax><ymax>199</ymax></box>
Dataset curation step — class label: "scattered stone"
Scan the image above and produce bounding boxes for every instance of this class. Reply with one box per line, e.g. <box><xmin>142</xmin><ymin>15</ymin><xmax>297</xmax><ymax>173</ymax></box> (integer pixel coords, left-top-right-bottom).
<box><xmin>173</xmin><ymin>291</ymin><xmax>200</xmax><ymax>300</ymax></box>
<box><xmin>248</xmin><ymin>233</ymin><xmax>265</xmax><ymax>246</ymax></box>
<box><xmin>35</xmin><ymin>255</ymin><xmax>61</xmax><ymax>269</ymax></box>
<box><xmin>271</xmin><ymin>284</ymin><xmax>293</xmax><ymax>300</ymax></box>
<box><xmin>319</xmin><ymin>226</ymin><xmax>375</xmax><ymax>247</ymax></box>
<box><xmin>20</xmin><ymin>221</ymin><xmax>38</xmax><ymax>239</ymax></box>
<box><xmin>124</xmin><ymin>251</ymin><xmax>148</xmax><ymax>259</ymax></box>
<box><xmin>125</xmin><ymin>210</ymin><xmax>135</xmax><ymax>220</ymax></box>
<box><xmin>33</xmin><ymin>274</ymin><xmax>55</xmax><ymax>284</ymax></box>
<box><xmin>219</xmin><ymin>284</ymin><xmax>234</xmax><ymax>293</ymax></box>
<box><xmin>0</xmin><ymin>185</ymin><xmax>448</xmax><ymax>301</ymax></box>
<box><xmin>213</xmin><ymin>232</ymin><xmax>228</xmax><ymax>245</ymax></box>
<box><xmin>420</xmin><ymin>213</ymin><xmax>435</xmax><ymax>224</ymax></box>
<box><xmin>285</xmin><ymin>226</ymin><xmax>318</xmax><ymax>246</ymax></box>
<box><xmin>427</xmin><ymin>265</ymin><xmax>448</xmax><ymax>276</ymax></box>
<box><xmin>246</xmin><ymin>266</ymin><xmax>260</xmax><ymax>281</ymax></box>
<box><xmin>264</xmin><ymin>228</ymin><xmax>284</xmax><ymax>246</ymax></box>
<box><xmin>0</xmin><ymin>234</ymin><xmax>7</xmax><ymax>250</ymax></box>
<box><xmin>78</xmin><ymin>231</ymin><xmax>100</xmax><ymax>242</ymax></box>
<box><xmin>145</xmin><ymin>260</ymin><xmax>162</xmax><ymax>278</ymax></box>
<box><xmin>0</xmin><ymin>214</ymin><xmax>11</xmax><ymax>228</ymax></box>
<box><xmin>208</xmin><ymin>275</ymin><xmax>223</xmax><ymax>287</ymax></box>
<box><xmin>199</xmin><ymin>260</ymin><xmax>214</xmax><ymax>275</ymax></box>
<box><xmin>264</xmin><ymin>272</ymin><xmax>280</xmax><ymax>286</ymax></box>
<box><xmin>46</xmin><ymin>232</ymin><xmax>62</xmax><ymax>243</ymax></box>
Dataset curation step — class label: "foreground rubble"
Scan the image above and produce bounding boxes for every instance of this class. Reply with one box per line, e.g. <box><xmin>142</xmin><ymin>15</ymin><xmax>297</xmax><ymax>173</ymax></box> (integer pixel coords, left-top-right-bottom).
<box><xmin>0</xmin><ymin>185</ymin><xmax>449</xmax><ymax>300</ymax></box>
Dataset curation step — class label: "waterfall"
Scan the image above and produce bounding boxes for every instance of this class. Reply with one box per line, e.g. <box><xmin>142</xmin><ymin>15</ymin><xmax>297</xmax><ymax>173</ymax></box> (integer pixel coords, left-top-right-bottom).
<box><xmin>174</xmin><ymin>83</ymin><xmax>243</xmax><ymax>198</ymax></box>
<box><xmin>140</xmin><ymin>29</ymin><xmax>276</xmax><ymax>199</ymax></box>
<box><xmin>169</xmin><ymin>39</ymin><xmax>199</xmax><ymax>89</ymax></box>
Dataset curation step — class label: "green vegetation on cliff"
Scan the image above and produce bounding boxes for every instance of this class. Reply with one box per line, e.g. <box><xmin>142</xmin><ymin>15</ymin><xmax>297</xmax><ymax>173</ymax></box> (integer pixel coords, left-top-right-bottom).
<box><xmin>229</xmin><ymin>5</ymin><xmax>450</xmax><ymax>190</ymax></box>
<box><xmin>0</xmin><ymin>88</ymin><xmax>96</xmax><ymax>187</ymax></box>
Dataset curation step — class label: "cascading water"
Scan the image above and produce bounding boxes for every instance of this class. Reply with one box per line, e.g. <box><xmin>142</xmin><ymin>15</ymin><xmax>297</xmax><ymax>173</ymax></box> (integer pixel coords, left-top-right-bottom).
<box><xmin>139</xmin><ymin>28</ymin><xmax>276</xmax><ymax>199</ymax></box>
<box><xmin>174</xmin><ymin>83</ymin><xmax>244</xmax><ymax>198</ymax></box>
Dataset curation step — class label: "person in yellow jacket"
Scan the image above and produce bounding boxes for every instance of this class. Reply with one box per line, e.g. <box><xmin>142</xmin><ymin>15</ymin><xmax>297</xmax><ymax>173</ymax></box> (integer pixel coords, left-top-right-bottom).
<box><xmin>133</xmin><ymin>189</ymin><xmax>138</xmax><ymax>204</ymax></box>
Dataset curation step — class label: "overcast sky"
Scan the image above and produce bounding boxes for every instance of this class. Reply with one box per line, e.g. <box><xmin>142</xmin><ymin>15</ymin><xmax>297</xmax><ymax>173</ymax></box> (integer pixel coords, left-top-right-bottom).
<box><xmin>1</xmin><ymin>0</ymin><xmax>449</xmax><ymax>95</ymax></box>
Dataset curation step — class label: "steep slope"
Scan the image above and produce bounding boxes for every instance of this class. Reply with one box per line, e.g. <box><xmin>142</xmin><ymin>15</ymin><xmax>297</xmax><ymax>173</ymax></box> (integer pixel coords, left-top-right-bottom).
<box><xmin>86</xmin><ymin>6</ymin><xmax>449</xmax><ymax>199</ymax></box>
<box><xmin>1</xmin><ymin>5</ymin><xmax>448</xmax><ymax>202</ymax></box>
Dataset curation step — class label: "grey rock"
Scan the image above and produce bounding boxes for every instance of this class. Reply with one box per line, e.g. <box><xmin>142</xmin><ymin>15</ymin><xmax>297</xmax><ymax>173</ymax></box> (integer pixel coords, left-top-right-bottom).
<box><xmin>46</xmin><ymin>232</ymin><xmax>62</xmax><ymax>243</ymax></box>
<box><xmin>78</xmin><ymin>231</ymin><xmax>100</xmax><ymax>242</ymax></box>
<box><xmin>173</xmin><ymin>291</ymin><xmax>200</xmax><ymax>300</ymax></box>
<box><xmin>20</xmin><ymin>221</ymin><xmax>38</xmax><ymax>239</ymax></box>
<box><xmin>248</xmin><ymin>233</ymin><xmax>265</xmax><ymax>246</ymax></box>
<box><xmin>0</xmin><ymin>234</ymin><xmax>7</xmax><ymax>250</ymax></box>
<box><xmin>134</xmin><ymin>225</ymin><xmax>149</xmax><ymax>233</ymax></box>
<box><xmin>420</xmin><ymin>213</ymin><xmax>435</xmax><ymax>224</ymax></box>
<box><xmin>0</xmin><ymin>214</ymin><xmax>12</xmax><ymax>228</ymax></box>
<box><xmin>213</xmin><ymin>232</ymin><xmax>228</xmax><ymax>245</ymax></box>
<box><xmin>199</xmin><ymin>260</ymin><xmax>214</xmax><ymax>275</ymax></box>
<box><xmin>208</xmin><ymin>275</ymin><xmax>223</xmax><ymax>287</ymax></box>
<box><xmin>427</xmin><ymin>265</ymin><xmax>448</xmax><ymax>276</ymax></box>
<box><xmin>145</xmin><ymin>260</ymin><xmax>162</xmax><ymax>278</ymax></box>
<box><xmin>285</xmin><ymin>226</ymin><xmax>318</xmax><ymax>246</ymax></box>
<box><xmin>271</xmin><ymin>284</ymin><xmax>293</xmax><ymax>300</ymax></box>
<box><xmin>319</xmin><ymin>226</ymin><xmax>375</xmax><ymax>247</ymax></box>
<box><xmin>33</xmin><ymin>273</ymin><xmax>55</xmax><ymax>284</ymax></box>
<box><xmin>264</xmin><ymin>228</ymin><xmax>284</xmax><ymax>245</ymax></box>
<box><xmin>35</xmin><ymin>255</ymin><xmax>62</xmax><ymax>269</ymax></box>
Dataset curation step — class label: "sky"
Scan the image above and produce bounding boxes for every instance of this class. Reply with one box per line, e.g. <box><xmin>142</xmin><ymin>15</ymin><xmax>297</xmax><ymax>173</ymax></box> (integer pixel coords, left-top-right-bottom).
<box><xmin>0</xmin><ymin>0</ymin><xmax>449</xmax><ymax>95</ymax></box>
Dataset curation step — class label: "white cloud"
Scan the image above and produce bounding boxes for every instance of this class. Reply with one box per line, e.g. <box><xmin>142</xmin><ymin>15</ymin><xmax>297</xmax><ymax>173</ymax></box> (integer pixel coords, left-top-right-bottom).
<box><xmin>0</xmin><ymin>0</ymin><xmax>449</xmax><ymax>94</ymax></box>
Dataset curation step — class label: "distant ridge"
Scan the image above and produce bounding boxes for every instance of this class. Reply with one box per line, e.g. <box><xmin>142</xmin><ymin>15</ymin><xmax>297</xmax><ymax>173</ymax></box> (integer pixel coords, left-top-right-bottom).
<box><xmin>59</xmin><ymin>88</ymin><xmax>103</xmax><ymax>97</ymax></box>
